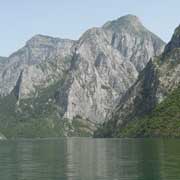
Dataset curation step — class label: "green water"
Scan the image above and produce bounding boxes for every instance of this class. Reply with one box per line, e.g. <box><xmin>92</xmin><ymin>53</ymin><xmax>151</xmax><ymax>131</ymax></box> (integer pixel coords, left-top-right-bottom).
<box><xmin>0</xmin><ymin>138</ymin><xmax>180</xmax><ymax>180</ymax></box>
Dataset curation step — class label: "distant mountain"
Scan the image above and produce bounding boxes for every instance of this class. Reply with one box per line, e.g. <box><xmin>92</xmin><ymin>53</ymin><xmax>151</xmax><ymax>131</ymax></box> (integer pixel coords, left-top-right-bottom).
<box><xmin>95</xmin><ymin>25</ymin><xmax>180</xmax><ymax>138</ymax></box>
<box><xmin>0</xmin><ymin>15</ymin><xmax>165</xmax><ymax>138</ymax></box>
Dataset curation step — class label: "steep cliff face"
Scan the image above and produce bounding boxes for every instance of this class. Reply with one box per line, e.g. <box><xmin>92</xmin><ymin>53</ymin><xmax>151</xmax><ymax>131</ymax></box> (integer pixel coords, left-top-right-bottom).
<box><xmin>96</xmin><ymin>25</ymin><xmax>180</xmax><ymax>137</ymax></box>
<box><xmin>56</xmin><ymin>15</ymin><xmax>165</xmax><ymax>123</ymax></box>
<box><xmin>102</xmin><ymin>15</ymin><xmax>165</xmax><ymax>72</ymax></box>
<box><xmin>60</xmin><ymin>27</ymin><xmax>138</xmax><ymax>123</ymax></box>
<box><xmin>0</xmin><ymin>15</ymin><xmax>165</xmax><ymax>137</ymax></box>
<box><xmin>0</xmin><ymin>35</ymin><xmax>75</xmax><ymax>97</ymax></box>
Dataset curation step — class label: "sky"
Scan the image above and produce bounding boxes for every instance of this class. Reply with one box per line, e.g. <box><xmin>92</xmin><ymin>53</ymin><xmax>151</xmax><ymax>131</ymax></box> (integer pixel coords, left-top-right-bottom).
<box><xmin>0</xmin><ymin>0</ymin><xmax>180</xmax><ymax>56</ymax></box>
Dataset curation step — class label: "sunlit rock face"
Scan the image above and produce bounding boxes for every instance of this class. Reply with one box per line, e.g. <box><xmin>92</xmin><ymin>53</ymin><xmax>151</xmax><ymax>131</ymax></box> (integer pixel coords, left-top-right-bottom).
<box><xmin>60</xmin><ymin>15</ymin><xmax>165</xmax><ymax>123</ymax></box>
<box><xmin>102</xmin><ymin>15</ymin><xmax>165</xmax><ymax>71</ymax></box>
<box><xmin>0</xmin><ymin>15</ymin><xmax>165</xmax><ymax>126</ymax></box>
<box><xmin>0</xmin><ymin>35</ymin><xmax>75</xmax><ymax>97</ymax></box>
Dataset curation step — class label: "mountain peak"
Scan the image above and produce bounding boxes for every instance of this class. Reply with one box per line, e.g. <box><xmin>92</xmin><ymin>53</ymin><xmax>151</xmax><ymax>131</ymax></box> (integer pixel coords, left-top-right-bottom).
<box><xmin>164</xmin><ymin>25</ymin><xmax>180</xmax><ymax>53</ymax></box>
<box><xmin>26</xmin><ymin>34</ymin><xmax>61</xmax><ymax>47</ymax></box>
<box><xmin>26</xmin><ymin>34</ymin><xmax>75</xmax><ymax>48</ymax></box>
<box><xmin>102</xmin><ymin>14</ymin><xmax>144</xmax><ymax>32</ymax></box>
<box><xmin>117</xmin><ymin>14</ymin><xmax>140</xmax><ymax>23</ymax></box>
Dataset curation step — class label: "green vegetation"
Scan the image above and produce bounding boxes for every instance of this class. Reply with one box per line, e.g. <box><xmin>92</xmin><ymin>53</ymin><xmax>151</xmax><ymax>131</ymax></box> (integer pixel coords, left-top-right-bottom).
<box><xmin>0</xmin><ymin>80</ymin><xmax>64</xmax><ymax>138</ymax></box>
<box><xmin>118</xmin><ymin>86</ymin><xmax>180</xmax><ymax>137</ymax></box>
<box><xmin>0</xmin><ymin>80</ymin><xmax>93</xmax><ymax>138</ymax></box>
<box><xmin>94</xmin><ymin>120</ymin><xmax>115</xmax><ymax>138</ymax></box>
<box><xmin>68</xmin><ymin>115</ymin><xmax>95</xmax><ymax>137</ymax></box>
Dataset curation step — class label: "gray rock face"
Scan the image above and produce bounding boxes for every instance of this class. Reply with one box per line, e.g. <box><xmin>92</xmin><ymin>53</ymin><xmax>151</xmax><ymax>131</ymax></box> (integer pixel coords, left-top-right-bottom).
<box><xmin>103</xmin><ymin>15</ymin><xmax>165</xmax><ymax>71</ymax></box>
<box><xmin>0</xmin><ymin>15</ymin><xmax>165</xmax><ymax>126</ymax></box>
<box><xmin>59</xmin><ymin>15</ymin><xmax>165</xmax><ymax>123</ymax></box>
<box><xmin>60</xmin><ymin>27</ymin><xmax>138</xmax><ymax>123</ymax></box>
<box><xmin>0</xmin><ymin>56</ymin><xmax>7</xmax><ymax>71</ymax></box>
<box><xmin>103</xmin><ymin>25</ymin><xmax>180</xmax><ymax>135</ymax></box>
<box><xmin>0</xmin><ymin>35</ymin><xmax>75</xmax><ymax>97</ymax></box>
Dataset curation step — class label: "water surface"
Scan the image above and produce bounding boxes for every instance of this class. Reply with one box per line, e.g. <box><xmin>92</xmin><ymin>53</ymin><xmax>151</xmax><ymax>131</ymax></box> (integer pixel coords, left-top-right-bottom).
<box><xmin>0</xmin><ymin>138</ymin><xmax>180</xmax><ymax>180</ymax></box>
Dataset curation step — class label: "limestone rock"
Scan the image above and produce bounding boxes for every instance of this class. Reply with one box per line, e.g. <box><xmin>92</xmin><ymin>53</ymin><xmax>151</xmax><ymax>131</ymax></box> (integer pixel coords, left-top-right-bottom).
<box><xmin>101</xmin><ymin>25</ymin><xmax>180</xmax><ymax>137</ymax></box>
<box><xmin>0</xmin><ymin>15</ymin><xmax>165</xmax><ymax>129</ymax></box>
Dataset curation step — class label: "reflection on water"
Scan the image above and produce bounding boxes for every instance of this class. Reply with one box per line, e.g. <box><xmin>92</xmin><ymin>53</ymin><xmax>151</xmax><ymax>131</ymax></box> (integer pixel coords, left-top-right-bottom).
<box><xmin>0</xmin><ymin>138</ymin><xmax>180</xmax><ymax>180</ymax></box>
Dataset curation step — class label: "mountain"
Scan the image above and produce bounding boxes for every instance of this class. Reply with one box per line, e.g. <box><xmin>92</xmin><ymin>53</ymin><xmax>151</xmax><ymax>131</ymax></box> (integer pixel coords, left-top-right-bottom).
<box><xmin>54</xmin><ymin>15</ymin><xmax>165</xmax><ymax>124</ymax></box>
<box><xmin>95</xmin><ymin>25</ymin><xmax>180</xmax><ymax>138</ymax></box>
<box><xmin>103</xmin><ymin>15</ymin><xmax>164</xmax><ymax>71</ymax></box>
<box><xmin>0</xmin><ymin>35</ymin><xmax>75</xmax><ymax>97</ymax></box>
<box><xmin>0</xmin><ymin>15</ymin><xmax>165</xmax><ymax>138</ymax></box>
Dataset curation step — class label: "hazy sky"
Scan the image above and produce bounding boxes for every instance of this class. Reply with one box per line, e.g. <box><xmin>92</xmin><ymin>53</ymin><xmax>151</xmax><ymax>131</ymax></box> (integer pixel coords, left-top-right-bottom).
<box><xmin>0</xmin><ymin>0</ymin><xmax>180</xmax><ymax>56</ymax></box>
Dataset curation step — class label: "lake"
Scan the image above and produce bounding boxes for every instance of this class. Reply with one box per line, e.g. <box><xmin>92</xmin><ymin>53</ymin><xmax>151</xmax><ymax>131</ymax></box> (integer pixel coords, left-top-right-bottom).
<box><xmin>0</xmin><ymin>138</ymin><xmax>180</xmax><ymax>180</ymax></box>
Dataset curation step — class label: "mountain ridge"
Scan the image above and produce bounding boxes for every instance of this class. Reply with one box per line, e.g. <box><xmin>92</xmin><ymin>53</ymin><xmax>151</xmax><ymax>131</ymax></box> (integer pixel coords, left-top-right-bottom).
<box><xmin>95</xmin><ymin>25</ymin><xmax>180</xmax><ymax>138</ymax></box>
<box><xmin>0</xmin><ymin>15</ymin><xmax>165</xmax><ymax>138</ymax></box>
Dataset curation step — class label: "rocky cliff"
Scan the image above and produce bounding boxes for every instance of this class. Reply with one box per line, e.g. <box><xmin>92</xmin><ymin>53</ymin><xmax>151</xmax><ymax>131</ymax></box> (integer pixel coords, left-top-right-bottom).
<box><xmin>95</xmin><ymin>25</ymin><xmax>180</xmax><ymax>137</ymax></box>
<box><xmin>0</xmin><ymin>15</ymin><xmax>165</xmax><ymax>137</ymax></box>
<box><xmin>54</xmin><ymin>15</ymin><xmax>165</xmax><ymax>123</ymax></box>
